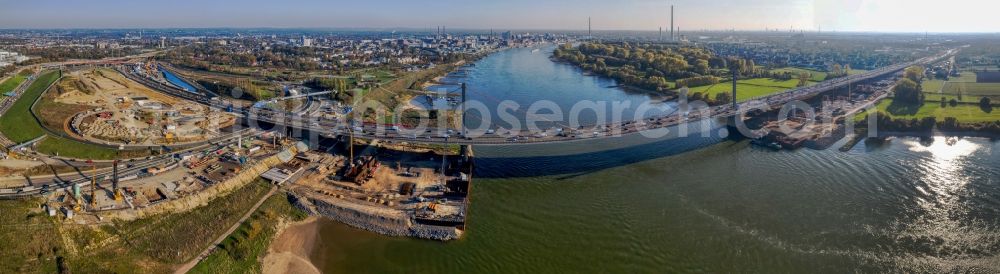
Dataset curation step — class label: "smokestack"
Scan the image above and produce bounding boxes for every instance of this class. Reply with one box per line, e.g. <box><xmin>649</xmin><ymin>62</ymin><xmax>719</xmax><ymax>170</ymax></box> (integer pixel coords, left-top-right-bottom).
<box><xmin>588</xmin><ymin>17</ymin><xmax>592</xmax><ymax>38</ymax></box>
<box><xmin>659</xmin><ymin>27</ymin><xmax>663</xmax><ymax>42</ymax></box>
<box><xmin>670</xmin><ymin>5</ymin><xmax>674</xmax><ymax>41</ymax></box>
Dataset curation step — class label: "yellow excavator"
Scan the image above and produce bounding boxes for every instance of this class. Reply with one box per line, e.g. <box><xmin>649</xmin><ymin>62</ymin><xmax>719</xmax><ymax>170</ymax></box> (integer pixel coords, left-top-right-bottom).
<box><xmin>164</xmin><ymin>132</ymin><xmax>175</xmax><ymax>144</ymax></box>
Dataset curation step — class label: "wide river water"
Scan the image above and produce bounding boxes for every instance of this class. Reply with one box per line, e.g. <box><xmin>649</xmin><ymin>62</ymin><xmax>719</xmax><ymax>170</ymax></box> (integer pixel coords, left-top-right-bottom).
<box><xmin>309</xmin><ymin>46</ymin><xmax>1000</xmax><ymax>273</ymax></box>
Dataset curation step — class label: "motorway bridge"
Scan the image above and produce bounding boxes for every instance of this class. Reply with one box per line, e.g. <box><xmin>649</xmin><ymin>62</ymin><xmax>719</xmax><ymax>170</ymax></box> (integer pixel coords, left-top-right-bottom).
<box><xmin>0</xmin><ymin>48</ymin><xmax>955</xmax><ymax>197</ymax></box>
<box><xmin>117</xmin><ymin>49</ymin><xmax>957</xmax><ymax>145</ymax></box>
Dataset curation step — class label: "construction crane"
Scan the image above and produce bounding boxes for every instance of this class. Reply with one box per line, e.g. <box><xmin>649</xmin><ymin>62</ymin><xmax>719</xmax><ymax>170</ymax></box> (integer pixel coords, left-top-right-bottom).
<box><xmin>113</xmin><ymin>160</ymin><xmax>123</xmax><ymax>202</ymax></box>
<box><xmin>348</xmin><ymin>128</ymin><xmax>354</xmax><ymax>168</ymax></box>
<box><xmin>87</xmin><ymin>160</ymin><xmax>97</xmax><ymax>209</ymax></box>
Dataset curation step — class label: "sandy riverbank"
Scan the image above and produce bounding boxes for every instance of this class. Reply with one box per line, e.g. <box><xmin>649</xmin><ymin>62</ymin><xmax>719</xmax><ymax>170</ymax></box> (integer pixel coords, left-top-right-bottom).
<box><xmin>262</xmin><ymin>216</ymin><xmax>322</xmax><ymax>274</ymax></box>
<box><xmin>419</xmin><ymin>76</ymin><xmax>445</xmax><ymax>89</ymax></box>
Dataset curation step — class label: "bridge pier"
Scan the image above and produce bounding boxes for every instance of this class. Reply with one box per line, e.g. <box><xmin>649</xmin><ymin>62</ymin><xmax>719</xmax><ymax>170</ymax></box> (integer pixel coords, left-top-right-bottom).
<box><xmin>720</xmin><ymin>116</ymin><xmax>749</xmax><ymax>140</ymax></box>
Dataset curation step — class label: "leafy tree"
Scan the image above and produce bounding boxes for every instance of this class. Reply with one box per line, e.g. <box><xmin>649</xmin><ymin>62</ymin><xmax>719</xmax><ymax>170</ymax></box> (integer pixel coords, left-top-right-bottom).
<box><xmin>903</xmin><ymin>66</ymin><xmax>926</xmax><ymax>83</ymax></box>
<box><xmin>714</xmin><ymin>92</ymin><xmax>733</xmax><ymax>105</ymax></box>
<box><xmin>695</xmin><ymin>59</ymin><xmax>710</xmax><ymax>75</ymax></box>
<box><xmin>797</xmin><ymin>72</ymin><xmax>810</xmax><ymax>87</ymax></box>
<box><xmin>893</xmin><ymin>78</ymin><xmax>923</xmax><ymax>105</ymax></box>
<box><xmin>676</xmin><ymin>76</ymin><xmax>720</xmax><ymax>88</ymax></box>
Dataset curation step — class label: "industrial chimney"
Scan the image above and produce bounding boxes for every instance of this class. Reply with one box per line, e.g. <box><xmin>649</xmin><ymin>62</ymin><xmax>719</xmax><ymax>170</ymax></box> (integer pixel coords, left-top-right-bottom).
<box><xmin>670</xmin><ymin>5</ymin><xmax>674</xmax><ymax>41</ymax></box>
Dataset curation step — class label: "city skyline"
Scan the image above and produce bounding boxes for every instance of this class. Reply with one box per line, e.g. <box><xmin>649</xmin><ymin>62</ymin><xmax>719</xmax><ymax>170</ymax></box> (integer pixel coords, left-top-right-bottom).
<box><xmin>2</xmin><ymin>0</ymin><xmax>999</xmax><ymax>33</ymax></box>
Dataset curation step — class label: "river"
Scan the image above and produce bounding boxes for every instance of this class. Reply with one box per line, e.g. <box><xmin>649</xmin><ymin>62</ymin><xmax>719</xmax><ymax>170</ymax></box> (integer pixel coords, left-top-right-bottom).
<box><xmin>431</xmin><ymin>45</ymin><xmax>676</xmax><ymax>130</ymax></box>
<box><xmin>308</xmin><ymin>46</ymin><xmax>1000</xmax><ymax>273</ymax></box>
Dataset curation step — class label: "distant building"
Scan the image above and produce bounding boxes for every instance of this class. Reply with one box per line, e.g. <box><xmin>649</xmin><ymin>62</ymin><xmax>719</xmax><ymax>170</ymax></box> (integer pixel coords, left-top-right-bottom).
<box><xmin>975</xmin><ymin>71</ymin><xmax>1000</xmax><ymax>83</ymax></box>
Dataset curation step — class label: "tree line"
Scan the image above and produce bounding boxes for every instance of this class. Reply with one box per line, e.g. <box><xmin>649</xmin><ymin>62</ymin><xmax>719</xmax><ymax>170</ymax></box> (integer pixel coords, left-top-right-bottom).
<box><xmin>553</xmin><ymin>42</ymin><xmax>817</xmax><ymax>93</ymax></box>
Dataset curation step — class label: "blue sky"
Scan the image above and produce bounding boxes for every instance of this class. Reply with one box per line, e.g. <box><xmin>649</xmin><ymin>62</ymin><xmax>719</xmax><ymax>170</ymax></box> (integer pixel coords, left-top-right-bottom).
<box><xmin>2</xmin><ymin>0</ymin><xmax>997</xmax><ymax>32</ymax></box>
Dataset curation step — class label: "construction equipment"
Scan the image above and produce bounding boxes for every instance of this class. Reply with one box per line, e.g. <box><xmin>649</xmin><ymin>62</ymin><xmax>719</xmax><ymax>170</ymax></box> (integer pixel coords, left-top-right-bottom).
<box><xmin>345</xmin><ymin>156</ymin><xmax>379</xmax><ymax>185</ymax></box>
<box><xmin>73</xmin><ymin>183</ymin><xmax>82</xmax><ymax>212</ymax></box>
<box><xmin>113</xmin><ymin>160</ymin><xmax>123</xmax><ymax>202</ymax></box>
<box><xmin>87</xmin><ymin>160</ymin><xmax>96</xmax><ymax>209</ymax></box>
<box><xmin>164</xmin><ymin>132</ymin><xmax>175</xmax><ymax>144</ymax></box>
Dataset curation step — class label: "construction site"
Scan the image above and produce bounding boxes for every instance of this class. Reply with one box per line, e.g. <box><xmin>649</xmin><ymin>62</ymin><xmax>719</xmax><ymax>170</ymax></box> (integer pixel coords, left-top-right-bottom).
<box><xmin>52</xmin><ymin>68</ymin><xmax>236</xmax><ymax>145</ymax></box>
<box><xmin>750</xmin><ymin>80</ymin><xmax>895</xmax><ymax>150</ymax></box>
<box><xmin>38</xmin><ymin>131</ymin><xmax>291</xmax><ymax>224</ymax></box>
<box><xmin>280</xmin><ymin>139</ymin><xmax>473</xmax><ymax>241</ymax></box>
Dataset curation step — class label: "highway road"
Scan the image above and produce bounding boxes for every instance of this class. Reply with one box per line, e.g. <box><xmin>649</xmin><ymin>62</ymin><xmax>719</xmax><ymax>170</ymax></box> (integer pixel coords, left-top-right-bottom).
<box><xmin>0</xmin><ymin>129</ymin><xmax>253</xmax><ymax>198</ymax></box>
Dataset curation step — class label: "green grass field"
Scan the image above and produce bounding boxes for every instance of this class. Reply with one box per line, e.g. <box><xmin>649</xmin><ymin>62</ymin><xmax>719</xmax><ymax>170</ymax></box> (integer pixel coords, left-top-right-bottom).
<box><xmin>942</xmin><ymin>82</ymin><xmax>1000</xmax><ymax>96</ymax></box>
<box><xmin>688</xmin><ymin>78</ymin><xmax>812</xmax><ymax>102</ymax></box>
<box><xmin>0</xmin><ymin>199</ymin><xmax>64</xmax><ymax>273</ymax></box>
<box><xmin>0</xmin><ymin>73</ymin><xmax>28</xmax><ymax>96</ymax></box>
<box><xmin>921</xmin><ymin>70</ymin><xmax>999</xmax><ymax>103</ymax></box>
<box><xmin>870</xmin><ymin>99</ymin><xmax>1000</xmax><ymax>123</ymax></box>
<box><xmin>925</xmin><ymin>94</ymin><xmax>989</xmax><ymax>104</ymax></box>
<box><xmin>922</xmin><ymin>79</ymin><xmax>946</xmax><ymax>93</ymax></box>
<box><xmin>738</xmin><ymin>78</ymin><xmax>803</xmax><ymax>88</ymax></box>
<box><xmin>190</xmin><ymin>193</ymin><xmax>307</xmax><ymax>274</ymax></box>
<box><xmin>771</xmin><ymin>67</ymin><xmax>827</xmax><ymax>82</ymax></box>
<box><xmin>0</xmin><ymin>71</ymin><xmax>59</xmax><ymax>143</ymax></box>
<box><xmin>848</xmin><ymin>68</ymin><xmax>869</xmax><ymax>75</ymax></box>
<box><xmin>35</xmin><ymin>136</ymin><xmax>121</xmax><ymax>159</ymax></box>
<box><xmin>951</xmin><ymin>71</ymin><xmax>979</xmax><ymax>82</ymax></box>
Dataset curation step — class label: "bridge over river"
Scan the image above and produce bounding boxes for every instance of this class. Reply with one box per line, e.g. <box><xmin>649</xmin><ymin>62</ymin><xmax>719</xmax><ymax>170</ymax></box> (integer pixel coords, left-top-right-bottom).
<box><xmin>122</xmin><ymin>49</ymin><xmax>956</xmax><ymax>146</ymax></box>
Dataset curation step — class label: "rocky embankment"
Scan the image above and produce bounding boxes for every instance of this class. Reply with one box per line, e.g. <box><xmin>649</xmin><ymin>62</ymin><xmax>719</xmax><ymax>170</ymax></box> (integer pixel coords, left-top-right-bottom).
<box><xmin>289</xmin><ymin>193</ymin><xmax>461</xmax><ymax>241</ymax></box>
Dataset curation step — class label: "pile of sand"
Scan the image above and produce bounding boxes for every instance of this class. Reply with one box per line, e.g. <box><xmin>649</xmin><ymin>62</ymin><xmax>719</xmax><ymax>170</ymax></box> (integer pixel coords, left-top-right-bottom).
<box><xmin>262</xmin><ymin>217</ymin><xmax>322</xmax><ymax>274</ymax></box>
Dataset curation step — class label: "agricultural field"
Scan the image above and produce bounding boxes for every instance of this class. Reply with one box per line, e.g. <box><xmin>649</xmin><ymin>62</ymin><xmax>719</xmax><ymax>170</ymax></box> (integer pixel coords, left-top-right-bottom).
<box><xmin>922</xmin><ymin>79</ymin><xmax>946</xmax><ymax>93</ymax></box>
<box><xmin>920</xmin><ymin>69</ymin><xmax>1000</xmax><ymax>103</ymax></box>
<box><xmin>942</xmin><ymin>82</ymin><xmax>1000</xmax><ymax>96</ymax></box>
<box><xmin>925</xmin><ymin>94</ymin><xmax>986</xmax><ymax>104</ymax></box>
<box><xmin>951</xmin><ymin>71</ymin><xmax>979</xmax><ymax>82</ymax></box>
<box><xmin>870</xmin><ymin>99</ymin><xmax>1000</xmax><ymax>123</ymax></box>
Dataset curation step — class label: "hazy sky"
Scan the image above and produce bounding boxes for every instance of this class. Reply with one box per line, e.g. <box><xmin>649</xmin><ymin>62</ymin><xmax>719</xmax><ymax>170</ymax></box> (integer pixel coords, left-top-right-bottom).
<box><xmin>1</xmin><ymin>0</ymin><xmax>996</xmax><ymax>32</ymax></box>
